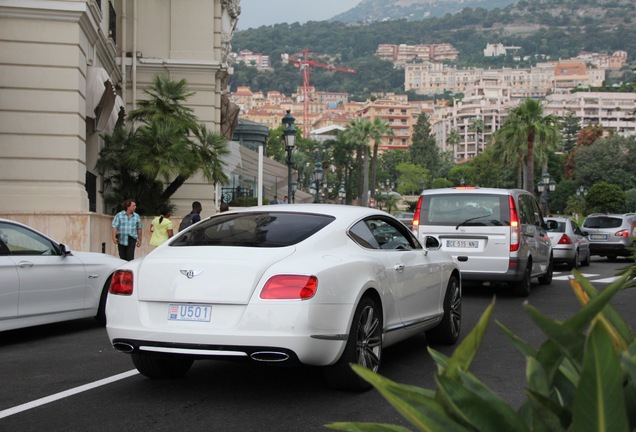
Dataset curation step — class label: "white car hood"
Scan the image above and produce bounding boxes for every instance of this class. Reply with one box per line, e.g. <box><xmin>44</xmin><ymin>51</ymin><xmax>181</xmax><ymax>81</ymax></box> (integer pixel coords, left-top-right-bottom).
<box><xmin>135</xmin><ymin>246</ymin><xmax>295</xmax><ymax>304</ymax></box>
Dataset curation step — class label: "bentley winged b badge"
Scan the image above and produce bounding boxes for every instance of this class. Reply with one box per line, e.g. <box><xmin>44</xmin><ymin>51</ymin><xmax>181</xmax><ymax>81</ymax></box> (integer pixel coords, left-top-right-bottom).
<box><xmin>180</xmin><ymin>269</ymin><xmax>203</xmax><ymax>279</ymax></box>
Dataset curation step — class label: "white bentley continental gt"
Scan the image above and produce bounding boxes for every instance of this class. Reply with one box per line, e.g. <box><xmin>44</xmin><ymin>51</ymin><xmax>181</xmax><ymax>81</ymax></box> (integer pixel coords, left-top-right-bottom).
<box><xmin>106</xmin><ymin>205</ymin><xmax>461</xmax><ymax>391</ymax></box>
<box><xmin>0</xmin><ymin>218</ymin><xmax>126</xmax><ymax>332</ymax></box>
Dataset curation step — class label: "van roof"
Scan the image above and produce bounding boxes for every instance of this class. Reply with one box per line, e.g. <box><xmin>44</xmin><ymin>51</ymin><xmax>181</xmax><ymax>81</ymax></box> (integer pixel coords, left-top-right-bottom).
<box><xmin>420</xmin><ymin>187</ymin><xmax>530</xmax><ymax>196</ymax></box>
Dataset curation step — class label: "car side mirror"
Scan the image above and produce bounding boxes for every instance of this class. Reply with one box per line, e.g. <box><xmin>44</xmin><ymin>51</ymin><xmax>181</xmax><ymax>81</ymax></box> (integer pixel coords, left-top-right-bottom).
<box><xmin>423</xmin><ymin>235</ymin><xmax>441</xmax><ymax>251</ymax></box>
<box><xmin>59</xmin><ymin>243</ymin><xmax>71</xmax><ymax>256</ymax></box>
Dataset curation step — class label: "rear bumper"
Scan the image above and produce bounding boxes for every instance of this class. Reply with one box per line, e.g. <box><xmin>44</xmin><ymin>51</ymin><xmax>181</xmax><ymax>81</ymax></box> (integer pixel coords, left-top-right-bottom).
<box><xmin>589</xmin><ymin>243</ymin><xmax>632</xmax><ymax>257</ymax></box>
<box><xmin>112</xmin><ymin>338</ymin><xmax>302</xmax><ymax>364</ymax></box>
<box><xmin>459</xmin><ymin>257</ymin><xmax>527</xmax><ymax>283</ymax></box>
<box><xmin>552</xmin><ymin>247</ymin><xmax>576</xmax><ymax>263</ymax></box>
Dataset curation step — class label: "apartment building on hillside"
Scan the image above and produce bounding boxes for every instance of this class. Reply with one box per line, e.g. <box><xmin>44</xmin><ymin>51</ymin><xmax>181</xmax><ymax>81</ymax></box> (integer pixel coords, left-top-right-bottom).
<box><xmin>230</xmin><ymin>49</ymin><xmax>272</xmax><ymax>70</ymax></box>
<box><xmin>358</xmin><ymin>99</ymin><xmax>417</xmax><ymax>152</ymax></box>
<box><xmin>544</xmin><ymin>92</ymin><xmax>636</xmax><ymax>137</ymax></box>
<box><xmin>433</xmin><ymin>76</ymin><xmax>515</xmax><ymax>161</ymax></box>
<box><xmin>376</xmin><ymin>43</ymin><xmax>459</xmax><ymax>66</ymax></box>
<box><xmin>405</xmin><ymin>60</ymin><xmax>605</xmax><ymax>98</ymax></box>
<box><xmin>576</xmin><ymin>50</ymin><xmax>628</xmax><ymax>70</ymax></box>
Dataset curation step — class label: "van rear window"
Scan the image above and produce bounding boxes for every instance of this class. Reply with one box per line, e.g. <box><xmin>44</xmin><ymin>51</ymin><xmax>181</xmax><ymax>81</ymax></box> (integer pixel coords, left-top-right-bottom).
<box><xmin>419</xmin><ymin>194</ymin><xmax>511</xmax><ymax>227</ymax></box>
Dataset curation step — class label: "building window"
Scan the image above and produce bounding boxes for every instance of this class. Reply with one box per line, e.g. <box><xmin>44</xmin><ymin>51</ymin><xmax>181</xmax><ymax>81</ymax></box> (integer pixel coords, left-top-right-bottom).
<box><xmin>108</xmin><ymin>2</ymin><xmax>117</xmax><ymax>44</ymax></box>
<box><xmin>86</xmin><ymin>171</ymin><xmax>97</xmax><ymax>213</ymax></box>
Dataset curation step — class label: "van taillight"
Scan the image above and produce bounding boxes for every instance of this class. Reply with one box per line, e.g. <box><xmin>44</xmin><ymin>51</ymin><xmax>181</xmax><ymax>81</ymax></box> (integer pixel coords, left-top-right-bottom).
<box><xmin>110</xmin><ymin>270</ymin><xmax>133</xmax><ymax>295</ymax></box>
<box><xmin>412</xmin><ymin>196</ymin><xmax>422</xmax><ymax>230</ymax></box>
<box><xmin>509</xmin><ymin>196</ymin><xmax>520</xmax><ymax>252</ymax></box>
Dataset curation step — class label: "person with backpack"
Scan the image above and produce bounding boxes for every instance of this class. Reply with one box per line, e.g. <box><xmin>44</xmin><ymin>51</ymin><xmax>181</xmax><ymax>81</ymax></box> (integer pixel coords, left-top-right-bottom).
<box><xmin>179</xmin><ymin>201</ymin><xmax>202</xmax><ymax>231</ymax></box>
<box><xmin>149</xmin><ymin>205</ymin><xmax>174</xmax><ymax>247</ymax></box>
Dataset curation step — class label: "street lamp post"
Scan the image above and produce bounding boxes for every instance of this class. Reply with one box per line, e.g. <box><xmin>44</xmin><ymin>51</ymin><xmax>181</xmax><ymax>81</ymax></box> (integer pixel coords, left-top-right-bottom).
<box><xmin>313</xmin><ymin>160</ymin><xmax>323</xmax><ymax>203</ymax></box>
<box><xmin>537</xmin><ymin>172</ymin><xmax>556</xmax><ymax>215</ymax></box>
<box><xmin>282</xmin><ymin>110</ymin><xmax>296</xmax><ymax>204</ymax></box>
<box><xmin>291</xmin><ymin>181</ymin><xmax>297</xmax><ymax>204</ymax></box>
<box><xmin>338</xmin><ymin>181</ymin><xmax>346</xmax><ymax>204</ymax></box>
<box><xmin>576</xmin><ymin>186</ymin><xmax>587</xmax><ymax>218</ymax></box>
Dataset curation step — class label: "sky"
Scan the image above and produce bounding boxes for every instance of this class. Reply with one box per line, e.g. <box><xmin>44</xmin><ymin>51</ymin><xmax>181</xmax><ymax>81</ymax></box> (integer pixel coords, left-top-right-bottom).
<box><xmin>237</xmin><ymin>0</ymin><xmax>362</xmax><ymax>30</ymax></box>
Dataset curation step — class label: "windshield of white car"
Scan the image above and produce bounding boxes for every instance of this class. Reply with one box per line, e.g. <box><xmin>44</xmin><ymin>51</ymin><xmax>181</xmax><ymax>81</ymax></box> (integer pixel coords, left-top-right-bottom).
<box><xmin>170</xmin><ymin>212</ymin><xmax>335</xmax><ymax>247</ymax></box>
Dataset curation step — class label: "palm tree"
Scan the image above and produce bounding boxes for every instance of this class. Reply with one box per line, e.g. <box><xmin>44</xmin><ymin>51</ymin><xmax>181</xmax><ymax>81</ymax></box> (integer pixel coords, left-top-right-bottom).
<box><xmin>446</xmin><ymin>128</ymin><xmax>460</xmax><ymax>160</ymax></box>
<box><xmin>128</xmin><ymin>75</ymin><xmax>199</xmax><ymax>134</ymax></box>
<box><xmin>494</xmin><ymin>98</ymin><xmax>561</xmax><ymax>192</ymax></box>
<box><xmin>370</xmin><ymin>118</ymin><xmax>394</xmax><ymax>200</ymax></box>
<box><xmin>98</xmin><ymin>76</ymin><xmax>228</xmax><ymax>213</ymax></box>
<box><xmin>469</xmin><ymin>118</ymin><xmax>486</xmax><ymax>156</ymax></box>
<box><xmin>344</xmin><ymin>118</ymin><xmax>373</xmax><ymax>206</ymax></box>
<box><xmin>331</xmin><ymin>132</ymin><xmax>357</xmax><ymax>205</ymax></box>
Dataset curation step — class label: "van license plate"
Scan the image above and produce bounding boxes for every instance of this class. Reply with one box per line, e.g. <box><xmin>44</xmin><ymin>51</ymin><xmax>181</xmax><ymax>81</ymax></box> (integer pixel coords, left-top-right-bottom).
<box><xmin>168</xmin><ymin>304</ymin><xmax>212</xmax><ymax>322</ymax></box>
<box><xmin>446</xmin><ymin>240</ymin><xmax>478</xmax><ymax>248</ymax></box>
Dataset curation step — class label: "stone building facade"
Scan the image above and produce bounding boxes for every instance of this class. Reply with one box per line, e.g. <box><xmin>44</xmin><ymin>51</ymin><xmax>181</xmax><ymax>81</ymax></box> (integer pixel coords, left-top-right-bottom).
<box><xmin>0</xmin><ymin>0</ymin><xmax>239</xmax><ymax>254</ymax></box>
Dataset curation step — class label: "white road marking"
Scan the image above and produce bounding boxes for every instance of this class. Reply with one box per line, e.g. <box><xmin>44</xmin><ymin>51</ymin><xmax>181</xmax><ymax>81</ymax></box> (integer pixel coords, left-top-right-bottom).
<box><xmin>591</xmin><ymin>276</ymin><xmax>621</xmax><ymax>283</ymax></box>
<box><xmin>552</xmin><ymin>272</ymin><xmax>598</xmax><ymax>281</ymax></box>
<box><xmin>0</xmin><ymin>369</ymin><xmax>139</xmax><ymax>419</ymax></box>
<box><xmin>551</xmin><ymin>273</ymin><xmax>619</xmax><ymax>284</ymax></box>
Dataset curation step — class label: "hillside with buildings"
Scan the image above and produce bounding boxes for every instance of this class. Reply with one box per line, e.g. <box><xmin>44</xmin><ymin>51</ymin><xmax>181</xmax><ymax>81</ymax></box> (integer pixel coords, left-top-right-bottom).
<box><xmin>229</xmin><ymin>49</ymin><xmax>633</xmax><ymax>162</ymax></box>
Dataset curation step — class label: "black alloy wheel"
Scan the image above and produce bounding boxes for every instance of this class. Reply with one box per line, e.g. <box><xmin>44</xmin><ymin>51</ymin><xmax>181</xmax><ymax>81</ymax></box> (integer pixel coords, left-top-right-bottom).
<box><xmin>323</xmin><ymin>296</ymin><xmax>382</xmax><ymax>392</ymax></box>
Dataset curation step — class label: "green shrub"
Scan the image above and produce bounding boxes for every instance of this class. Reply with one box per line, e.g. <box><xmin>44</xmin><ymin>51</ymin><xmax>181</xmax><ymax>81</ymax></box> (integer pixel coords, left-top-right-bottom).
<box><xmin>327</xmin><ymin>258</ymin><xmax>636</xmax><ymax>432</ymax></box>
<box><xmin>230</xmin><ymin>197</ymin><xmax>259</xmax><ymax>207</ymax></box>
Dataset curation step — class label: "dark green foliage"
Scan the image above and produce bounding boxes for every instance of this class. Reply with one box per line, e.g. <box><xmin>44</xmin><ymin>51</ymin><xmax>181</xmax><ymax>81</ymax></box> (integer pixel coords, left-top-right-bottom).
<box><xmin>327</xmin><ymin>259</ymin><xmax>636</xmax><ymax>431</ymax></box>
<box><xmin>410</xmin><ymin>114</ymin><xmax>441</xmax><ymax>177</ymax></box>
<box><xmin>561</xmin><ymin>111</ymin><xmax>581</xmax><ymax>153</ymax></box>
<box><xmin>573</xmin><ymin>136</ymin><xmax>636</xmax><ymax>192</ymax></box>
<box><xmin>586</xmin><ymin>181</ymin><xmax>628</xmax><ymax>213</ymax></box>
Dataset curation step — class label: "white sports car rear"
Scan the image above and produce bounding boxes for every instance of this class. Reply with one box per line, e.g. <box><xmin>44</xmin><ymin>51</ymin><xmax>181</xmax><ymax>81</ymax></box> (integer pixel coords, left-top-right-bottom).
<box><xmin>106</xmin><ymin>205</ymin><xmax>461</xmax><ymax>391</ymax></box>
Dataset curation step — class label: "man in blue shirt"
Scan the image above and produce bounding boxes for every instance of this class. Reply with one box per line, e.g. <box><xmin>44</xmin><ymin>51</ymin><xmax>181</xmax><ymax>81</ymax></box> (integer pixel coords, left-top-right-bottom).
<box><xmin>111</xmin><ymin>199</ymin><xmax>143</xmax><ymax>261</ymax></box>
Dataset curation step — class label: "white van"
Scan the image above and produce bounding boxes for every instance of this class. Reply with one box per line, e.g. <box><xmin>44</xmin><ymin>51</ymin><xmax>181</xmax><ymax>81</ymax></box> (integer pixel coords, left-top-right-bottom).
<box><xmin>412</xmin><ymin>187</ymin><xmax>554</xmax><ymax>296</ymax></box>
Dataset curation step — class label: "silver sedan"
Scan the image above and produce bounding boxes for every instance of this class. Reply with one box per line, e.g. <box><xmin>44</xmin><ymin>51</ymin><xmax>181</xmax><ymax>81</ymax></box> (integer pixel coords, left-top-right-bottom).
<box><xmin>545</xmin><ymin>217</ymin><xmax>591</xmax><ymax>269</ymax></box>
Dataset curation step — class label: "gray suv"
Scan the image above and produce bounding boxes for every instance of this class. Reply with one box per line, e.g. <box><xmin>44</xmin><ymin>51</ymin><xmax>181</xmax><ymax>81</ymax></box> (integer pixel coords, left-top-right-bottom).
<box><xmin>412</xmin><ymin>187</ymin><xmax>554</xmax><ymax>297</ymax></box>
<box><xmin>582</xmin><ymin>213</ymin><xmax>635</xmax><ymax>259</ymax></box>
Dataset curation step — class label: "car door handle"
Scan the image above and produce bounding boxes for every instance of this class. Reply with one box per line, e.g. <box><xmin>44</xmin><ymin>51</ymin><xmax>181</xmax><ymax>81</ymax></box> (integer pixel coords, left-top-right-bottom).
<box><xmin>394</xmin><ymin>264</ymin><xmax>405</xmax><ymax>272</ymax></box>
<box><xmin>18</xmin><ymin>261</ymin><xmax>34</xmax><ymax>268</ymax></box>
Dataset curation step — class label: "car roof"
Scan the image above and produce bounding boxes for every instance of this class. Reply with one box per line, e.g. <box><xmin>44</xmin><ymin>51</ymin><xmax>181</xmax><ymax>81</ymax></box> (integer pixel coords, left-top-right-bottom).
<box><xmin>209</xmin><ymin>204</ymin><xmax>393</xmax><ymax>221</ymax></box>
<box><xmin>420</xmin><ymin>187</ymin><xmax>529</xmax><ymax>196</ymax></box>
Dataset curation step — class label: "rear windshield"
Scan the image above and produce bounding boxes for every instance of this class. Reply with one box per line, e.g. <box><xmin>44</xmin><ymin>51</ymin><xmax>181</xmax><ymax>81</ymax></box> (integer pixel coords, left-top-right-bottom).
<box><xmin>583</xmin><ymin>216</ymin><xmax>623</xmax><ymax>229</ymax></box>
<box><xmin>171</xmin><ymin>212</ymin><xmax>335</xmax><ymax>247</ymax></box>
<box><xmin>418</xmin><ymin>193</ymin><xmax>510</xmax><ymax>227</ymax></box>
<box><xmin>547</xmin><ymin>221</ymin><xmax>566</xmax><ymax>233</ymax></box>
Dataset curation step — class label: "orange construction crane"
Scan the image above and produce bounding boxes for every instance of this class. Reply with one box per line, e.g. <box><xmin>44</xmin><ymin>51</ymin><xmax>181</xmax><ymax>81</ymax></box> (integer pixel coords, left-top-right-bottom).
<box><xmin>285</xmin><ymin>49</ymin><xmax>356</xmax><ymax>137</ymax></box>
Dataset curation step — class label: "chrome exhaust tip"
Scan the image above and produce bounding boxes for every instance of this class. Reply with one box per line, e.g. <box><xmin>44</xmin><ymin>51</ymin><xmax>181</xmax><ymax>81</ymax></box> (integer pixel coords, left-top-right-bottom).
<box><xmin>250</xmin><ymin>351</ymin><xmax>290</xmax><ymax>362</ymax></box>
<box><xmin>113</xmin><ymin>342</ymin><xmax>135</xmax><ymax>353</ymax></box>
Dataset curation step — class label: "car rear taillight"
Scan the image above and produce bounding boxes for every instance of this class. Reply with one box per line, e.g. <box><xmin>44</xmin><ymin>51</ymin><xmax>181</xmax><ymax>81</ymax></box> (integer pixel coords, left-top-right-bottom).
<box><xmin>616</xmin><ymin>229</ymin><xmax>629</xmax><ymax>237</ymax></box>
<box><xmin>110</xmin><ymin>270</ymin><xmax>133</xmax><ymax>295</ymax></box>
<box><xmin>412</xmin><ymin>196</ymin><xmax>422</xmax><ymax>231</ymax></box>
<box><xmin>509</xmin><ymin>196</ymin><xmax>520</xmax><ymax>252</ymax></box>
<box><xmin>260</xmin><ymin>275</ymin><xmax>318</xmax><ymax>300</ymax></box>
<box><xmin>558</xmin><ymin>234</ymin><xmax>572</xmax><ymax>245</ymax></box>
